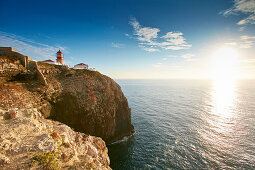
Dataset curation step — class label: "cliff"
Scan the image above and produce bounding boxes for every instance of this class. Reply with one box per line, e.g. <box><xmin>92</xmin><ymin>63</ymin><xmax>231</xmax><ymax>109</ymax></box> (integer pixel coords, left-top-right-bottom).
<box><xmin>0</xmin><ymin>108</ymin><xmax>110</xmax><ymax>169</ymax></box>
<box><xmin>37</xmin><ymin>62</ymin><xmax>135</xmax><ymax>144</ymax></box>
<box><xmin>0</xmin><ymin>48</ymin><xmax>134</xmax><ymax>144</ymax></box>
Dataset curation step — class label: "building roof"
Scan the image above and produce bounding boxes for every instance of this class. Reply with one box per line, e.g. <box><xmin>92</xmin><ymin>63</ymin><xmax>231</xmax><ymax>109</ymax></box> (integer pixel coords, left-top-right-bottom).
<box><xmin>42</xmin><ymin>59</ymin><xmax>55</xmax><ymax>62</ymax></box>
<box><xmin>76</xmin><ymin>63</ymin><xmax>88</xmax><ymax>66</ymax></box>
<box><xmin>57</xmin><ymin>49</ymin><xmax>62</xmax><ymax>54</ymax></box>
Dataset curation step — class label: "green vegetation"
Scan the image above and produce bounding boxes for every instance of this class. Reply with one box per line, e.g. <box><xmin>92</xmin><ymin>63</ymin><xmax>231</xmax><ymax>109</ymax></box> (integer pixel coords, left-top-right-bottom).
<box><xmin>25</xmin><ymin>110</ymin><xmax>31</xmax><ymax>118</ymax></box>
<box><xmin>32</xmin><ymin>151</ymin><xmax>60</xmax><ymax>170</ymax></box>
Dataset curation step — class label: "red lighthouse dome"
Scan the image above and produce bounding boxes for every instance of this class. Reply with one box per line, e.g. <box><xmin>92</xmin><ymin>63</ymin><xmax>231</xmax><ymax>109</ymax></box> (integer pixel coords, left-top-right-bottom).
<box><xmin>57</xmin><ymin>49</ymin><xmax>62</xmax><ymax>54</ymax></box>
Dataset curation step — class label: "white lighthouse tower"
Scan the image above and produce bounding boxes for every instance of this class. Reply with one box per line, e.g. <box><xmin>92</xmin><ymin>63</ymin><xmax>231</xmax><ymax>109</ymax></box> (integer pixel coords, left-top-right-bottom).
<box><xmin>56</xmin><ymin>49</ymin><xmax>64</xmax><ymax>65</ymax></box>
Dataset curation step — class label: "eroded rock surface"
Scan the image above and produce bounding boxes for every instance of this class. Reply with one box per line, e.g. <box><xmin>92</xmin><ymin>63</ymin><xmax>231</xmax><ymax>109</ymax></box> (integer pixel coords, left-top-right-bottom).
<box><xmin>0</xmin><ymin>108</ymin><xmax>110</xmax><ymax>169</ymax></box>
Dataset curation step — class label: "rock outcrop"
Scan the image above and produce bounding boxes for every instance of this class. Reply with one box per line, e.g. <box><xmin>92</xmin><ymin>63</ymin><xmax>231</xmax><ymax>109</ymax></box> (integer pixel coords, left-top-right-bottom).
<box><xmin>0</xmin><ymin>48</ymin><xmax>134</xmax><ymax>144</ymax></box>
<box><xmin>0</xmin><ymin>108</ymin><xmax>110</xmax><ymax>169</ymax></box>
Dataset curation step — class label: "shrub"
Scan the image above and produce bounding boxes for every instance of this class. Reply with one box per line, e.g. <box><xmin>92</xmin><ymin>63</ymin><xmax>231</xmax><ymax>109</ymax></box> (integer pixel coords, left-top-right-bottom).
<box><xmin>32</xmin><ymin>151</ymin><xmax>60</xmax><ymax>170</ymax></box>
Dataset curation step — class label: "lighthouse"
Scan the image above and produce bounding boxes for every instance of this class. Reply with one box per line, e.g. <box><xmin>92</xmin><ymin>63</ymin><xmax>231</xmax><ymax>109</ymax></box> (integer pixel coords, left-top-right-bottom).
<box><xmin>56</xmin><ymin>49</ymin><xmax>64</xmax><ymax>65</ymax></box>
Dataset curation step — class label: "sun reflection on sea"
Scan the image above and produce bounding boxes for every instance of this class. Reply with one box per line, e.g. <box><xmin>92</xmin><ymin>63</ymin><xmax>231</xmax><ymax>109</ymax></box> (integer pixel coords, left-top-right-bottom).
<box><xmin>202</xmin><ymin>78</ymin><xmax>238</xmax><ymax>149</ymax></box>
<box><xmin>197</xmin><ymin>78</ymin><xmax>239</xmax><ymax>165</ymax></box>
<box><xmin>211</xmin><ymin>78</ymin><xmax>236</xmax><ymax>118</ymax></box>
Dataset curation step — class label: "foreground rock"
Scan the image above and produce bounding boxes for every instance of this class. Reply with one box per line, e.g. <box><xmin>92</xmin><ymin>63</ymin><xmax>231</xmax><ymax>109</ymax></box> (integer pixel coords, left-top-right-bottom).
<box><xmin>0</xmin><ymin>108</ymin><xmax>110</xmax><ymax>169</ymax></box>
<box><xmin>0</xmin><ymin>49</ymin><xmax>134</xmax><ymax>143</ymax></box>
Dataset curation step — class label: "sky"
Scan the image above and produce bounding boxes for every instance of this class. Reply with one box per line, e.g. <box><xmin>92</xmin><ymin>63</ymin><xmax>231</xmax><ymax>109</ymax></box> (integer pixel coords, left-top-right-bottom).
<box><xmin>0</xmin><ymin>0</ymin><xmax>255</xmax><ymax>79</ymax></box>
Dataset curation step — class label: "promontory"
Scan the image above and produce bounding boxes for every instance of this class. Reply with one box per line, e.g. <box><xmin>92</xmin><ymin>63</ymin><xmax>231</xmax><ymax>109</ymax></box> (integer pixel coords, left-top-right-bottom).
<box><xmin>0</xmin><ymin>47</ymin><xmax>134</xmax><ymax>169</ymax></box>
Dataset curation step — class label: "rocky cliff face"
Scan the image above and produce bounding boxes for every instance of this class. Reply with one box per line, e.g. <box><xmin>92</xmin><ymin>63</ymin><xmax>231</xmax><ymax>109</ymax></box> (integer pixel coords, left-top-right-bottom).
<box><xmin>0</xmin><ymin>54</ymin><xmax>134</xmax><ymax>144</ymax></box>
<box><xmin>0</xmin><ymin>108</ymin><xmax>110</xmax><ymax>169</ymax></box>
<box><xmin>37</xmin><ymin>62</ymin><xmax>135</xmax><ymax>143</ymax></box>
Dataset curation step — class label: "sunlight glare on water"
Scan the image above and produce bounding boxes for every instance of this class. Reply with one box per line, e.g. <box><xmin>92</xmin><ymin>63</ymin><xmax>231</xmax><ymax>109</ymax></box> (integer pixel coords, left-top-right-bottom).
<box><xmin>200</xmin><ymin>78</ymin><xmax>242</xmax><ymax>168</ymax></box>
<box><xmin>211</xmin><ymin>78</ymin><xmax>236</xmax><ymax>118</ymax></box>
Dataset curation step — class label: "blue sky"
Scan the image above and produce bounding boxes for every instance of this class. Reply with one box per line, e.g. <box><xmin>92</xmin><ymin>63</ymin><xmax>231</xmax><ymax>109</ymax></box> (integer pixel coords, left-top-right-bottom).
<box><xmin>0</xmin><ymin>0</ymin><xmax>255</xmax><ymax>79</ymax></box>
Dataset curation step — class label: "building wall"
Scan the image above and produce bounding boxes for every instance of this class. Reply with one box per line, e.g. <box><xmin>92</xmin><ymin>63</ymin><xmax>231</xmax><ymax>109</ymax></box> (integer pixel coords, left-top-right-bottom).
<box><xmin>73</xmin><ymin>65</ymin><xmax>88</xmax><ymax>69</ymax></box>
<box><xmin>89</xmin><ymin>68</ymin><xmax>96</xmax><ymax>71</ymax></box>
<box><xmin>56</xmin><ymin>58</ymin><xmax>64</xmax><ymax>65</ymax></box>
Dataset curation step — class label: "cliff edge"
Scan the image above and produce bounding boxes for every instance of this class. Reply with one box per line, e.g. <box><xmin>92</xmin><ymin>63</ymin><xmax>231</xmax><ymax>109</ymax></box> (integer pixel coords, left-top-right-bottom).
<box><xmin>0</xmin><ymin>48</ymin><xmax>134</xmax><ymax>144</ymax></box>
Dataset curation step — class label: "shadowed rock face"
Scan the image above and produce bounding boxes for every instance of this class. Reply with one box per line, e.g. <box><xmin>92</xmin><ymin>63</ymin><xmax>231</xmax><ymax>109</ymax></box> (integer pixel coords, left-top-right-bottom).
<box><xmin>0</xmin><ymin>55</ymin><xmax>134</xmax><ymax>144</ymax></box>
<box><xmin>46</xmin><ymin>70</ymin><xmax>133</xmax><ymax>143</ymax></box>
<box><xmin>46</xmin><ymin>67</ymin><xmax>135</xmax><ymax>143</ymax></box>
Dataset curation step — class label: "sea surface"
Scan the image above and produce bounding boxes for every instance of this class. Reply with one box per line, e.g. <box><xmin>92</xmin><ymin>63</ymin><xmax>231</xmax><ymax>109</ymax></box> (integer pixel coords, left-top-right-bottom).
<box><xmin>108</xmin><ymin>79</ymin><xmax>255</xmax><ymax>169</ymax></box>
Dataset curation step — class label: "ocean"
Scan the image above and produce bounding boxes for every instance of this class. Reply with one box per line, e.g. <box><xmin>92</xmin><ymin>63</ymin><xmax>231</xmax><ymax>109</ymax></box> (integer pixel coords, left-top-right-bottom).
<box><xmin>108</xmin><ymin>79</ymin><xmax>255</xmax><ymax>169</ymax></box>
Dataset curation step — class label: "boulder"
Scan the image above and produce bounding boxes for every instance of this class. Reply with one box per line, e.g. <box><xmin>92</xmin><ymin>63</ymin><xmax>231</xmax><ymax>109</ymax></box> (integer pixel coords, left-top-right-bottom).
<box><xmin>0</xmin><ymin>108</ymin><xmax>111</xmax><ymax>169</ymax></box>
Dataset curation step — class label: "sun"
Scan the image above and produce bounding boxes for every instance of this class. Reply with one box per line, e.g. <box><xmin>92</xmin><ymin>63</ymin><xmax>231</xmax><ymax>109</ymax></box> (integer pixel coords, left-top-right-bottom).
<box><xmin>211</xmin><ymin>46</ymin><xmax>238</xmax><ymax>81</ymax></box>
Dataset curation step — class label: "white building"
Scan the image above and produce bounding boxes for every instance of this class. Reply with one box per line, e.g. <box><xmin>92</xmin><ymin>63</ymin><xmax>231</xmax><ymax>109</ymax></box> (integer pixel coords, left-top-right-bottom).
<box><xmin>41</xmin><ymin>59</ymin><xmax>56</xmax><ymax>65</ymax></box>
<box><xmin>73</xmin><ymin>63</ymin><xmax>89</xmax><ymax>69</ymax></box>
<box><xmin>89</xmin><ymin>68</ymin><xmax>97</xmax><ymax>71</ymax></box>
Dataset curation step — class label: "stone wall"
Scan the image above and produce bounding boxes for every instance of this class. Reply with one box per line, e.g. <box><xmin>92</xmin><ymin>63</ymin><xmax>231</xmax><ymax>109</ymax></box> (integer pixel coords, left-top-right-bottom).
<box><xmin>0</xmin><ymin>47</ymin><xmax>14</xmax><ymax>51</ymax></box>
<box><xmin>0</xmin><ymin>47</ymin><xmax>28</xmax><ymax>68</ymax></box>
<box><xmin>0</xmin><ymin>56</ymin><xmax>26</xmax><ymax>82</ymax></box>
<box><xmin>35</xmin><ymin>62</ymin><xmax>48</xmax><ymax>86</ymax></box>
<box><xmin>0</xmin><ymin>47</ymin><xmax>48</xmax><ymax>86</ymax></box>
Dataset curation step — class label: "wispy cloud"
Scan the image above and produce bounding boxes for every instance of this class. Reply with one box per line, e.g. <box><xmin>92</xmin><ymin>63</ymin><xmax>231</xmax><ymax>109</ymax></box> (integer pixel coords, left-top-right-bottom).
<box><xmin>160</xmin><ymin>32</ymin><xmax>191</xmax><ymax>50</ymax></box>
<box><xmin>152</xmin><ymin>62</ymin><xmax>183</xmax><ymax>70</ymax></box>
<box><xmin>138</xmin><ymin>45</ymin><xmax>160</xmax><ymax>52</ymax></box>
<box><xmin>0</xmin><ymin>31</ymin><xmax>66</xmax><ymax>60</ymax></box>
<box><xmin>111</xmin><ymin>42</ymin><xmax>125</xmax><ymax>48</ymax></box>
<box><xmin>181</xmin><ymin>53</ymin><xmax>196</xmax><ymax>61</ymax></box>
<box><xmin>224</xmin><ymin>35</ymin><xmax>255</xmax><ymax>48</ymax></box>
<box><xmin>224</xmin><ymin>42</ymin><xmax>238</xmax><ymax>46</ymax></box>
<box><xmin>152</xmin><ymin>62</ymin><xmax>163</xmax><ymax>68</ymax></box>
<box><xmin>239</xmin><ymin>35</ymin><xmax>255</xmax><ymax>48</ymax></box>
<box><xmin>239</xmin><ymin>27</ymin><xmax>245</xmax><ymax>31</ymax></box>
<box><xmin>222</xmin><ymin>0</ymin><xmax>255</xmax><ymax>26</ymax></box>
<box><xmin>129</xmin><ymin>17</ymin><xmax>191</xmax><ymax>52</ymax></box>
<box><xmin>162</xmin><ymin>53</ymin><xmax>196</xmax><ymax>61</ymax></box>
